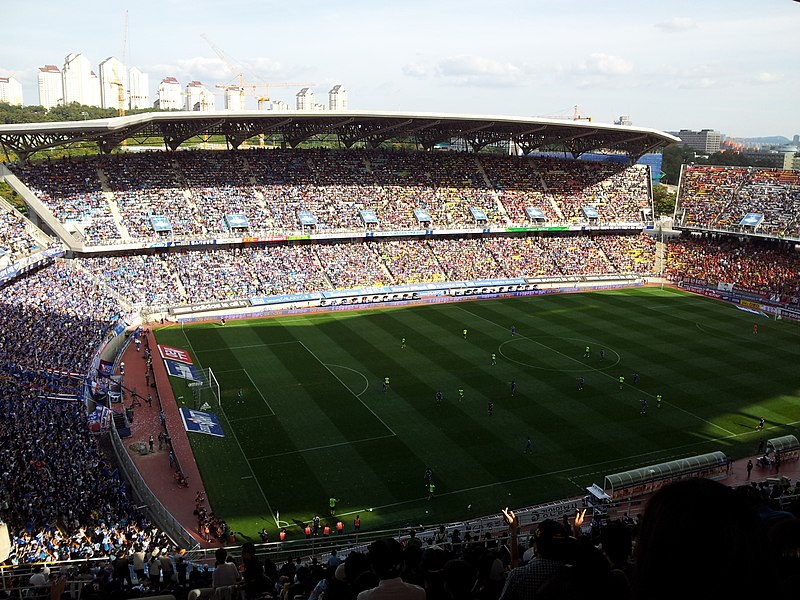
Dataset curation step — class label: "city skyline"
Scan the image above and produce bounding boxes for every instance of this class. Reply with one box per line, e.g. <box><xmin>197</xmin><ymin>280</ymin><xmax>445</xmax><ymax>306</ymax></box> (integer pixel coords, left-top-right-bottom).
<box><xmin>1</xmin><ymin>0</ymin><xmax>798</xmax><ymax>138</ymax></box>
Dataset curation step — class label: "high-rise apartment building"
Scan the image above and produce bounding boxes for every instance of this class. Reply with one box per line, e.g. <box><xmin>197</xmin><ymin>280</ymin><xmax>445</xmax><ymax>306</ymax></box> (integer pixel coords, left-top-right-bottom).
<box><xmin>296</xmin><ymin>87</ymin><xmax>314</xmax><ymax>110</ymax></box>
<box><xmin>128</xmin><ymin>67</ymin><xmax>149</xmax><ymax>110</ymax></box>
<box><xmin>184</xmin><ymin>81</ymin><xmax>215</xmax><ymax>111</ymax></box>
<box><xmin>0</xmin><ymin>76</ymin><xmax>24</xmax><ymax>106</ymax></box>
<box><xmin>672</xmin><ymin>129</ymin><xmax>722</xmax><ymax>154</ymax></box>
<box><xmin>99</xmin><ymin>56</ymin><xmax>127</xmax><ymax>111</ymax></box>
<box><xmin>156</xmin><ymin>77</ymin><xmax>182</xmax><ymax>110</ymax></box>
<box><xmin>62</xmin><ymin>53</ymin><xmax>97</xmax><ymax>106</ymax></box>
<box><xmin>89</xmin><ymin>71</ymin><xmax>101</xmax><ymax>107</ymax></box>
<box><xmin>38</xmin><ymin>65</ymin><xmax>63</xmax><ymax>109</ymax></box>
<box><xmin>328</xmin><ymin>85</ymin><xmax>348</xmax><ymax>111</ymax></box>
<box><xmin>223</xmin><ymin>86</ymin><xmax>244</xmax><ymax>111</ymax></box>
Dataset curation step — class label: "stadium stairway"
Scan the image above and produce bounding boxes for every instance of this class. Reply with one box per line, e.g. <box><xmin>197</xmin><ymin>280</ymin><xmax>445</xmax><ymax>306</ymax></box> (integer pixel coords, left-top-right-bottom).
<box><xmin>371</xmin><ymin>243</ymin><xmax>397</xmax><ymax>284</ymax></box>
<box><xmin>474</xmin><ymin>158</ymin><xmax>511</xmax><ymax>224</ymax></box>
<box><xmin>533</xmin><ymin>168</ymin><xmax>566</xmax><ymax>221</ymax></box>
<box><xmin>654</xmin><ymin>239</ymin><xmax>666</xmax><ymax>275</ymax></box>
<box><xmin>96</xmin><ymin>168</ymin><xmax>131</xmax><ymax>241</ymax></box>
<box><xmin>311</xmin><ymin>247</ymin><xmax>335</xmax><ymax>289</ymax></box>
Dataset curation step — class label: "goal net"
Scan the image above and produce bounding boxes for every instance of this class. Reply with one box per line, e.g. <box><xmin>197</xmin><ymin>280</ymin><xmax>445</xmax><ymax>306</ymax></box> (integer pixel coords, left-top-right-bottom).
<box><xmin>190</xmin><ymin>367</ymin><xmax>221</xmax><ymax>410</ymax></box>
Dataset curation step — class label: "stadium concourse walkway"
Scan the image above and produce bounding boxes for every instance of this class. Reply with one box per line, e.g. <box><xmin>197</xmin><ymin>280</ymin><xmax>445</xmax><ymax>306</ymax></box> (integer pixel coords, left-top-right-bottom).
<box><xmin>116</xmin><ymin>327</ymin><xmax>213</xmax><ymax>548</ymax></box>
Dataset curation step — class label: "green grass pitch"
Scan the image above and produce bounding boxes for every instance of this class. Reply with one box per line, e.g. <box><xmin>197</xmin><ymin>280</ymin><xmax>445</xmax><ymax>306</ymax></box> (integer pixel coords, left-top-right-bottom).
<box><xmin>154</xmin><ymin>287</ymin><xmax>800</xmax><ymax>539</ymax></box>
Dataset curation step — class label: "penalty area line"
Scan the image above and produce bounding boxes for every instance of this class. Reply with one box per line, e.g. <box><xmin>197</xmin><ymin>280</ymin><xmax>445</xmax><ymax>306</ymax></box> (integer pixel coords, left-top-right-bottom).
<box><xmin>298</xmin><ymin>340</ymin><xmax>397</xmax><ymax>437</ymax></box>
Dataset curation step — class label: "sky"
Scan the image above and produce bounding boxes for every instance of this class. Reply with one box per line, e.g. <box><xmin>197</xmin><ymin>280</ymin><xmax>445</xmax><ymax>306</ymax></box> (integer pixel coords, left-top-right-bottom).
<box><xmin>2</xmin><ymin>0</ymin><xmax>799</xmax><ymax>139</ymax></box>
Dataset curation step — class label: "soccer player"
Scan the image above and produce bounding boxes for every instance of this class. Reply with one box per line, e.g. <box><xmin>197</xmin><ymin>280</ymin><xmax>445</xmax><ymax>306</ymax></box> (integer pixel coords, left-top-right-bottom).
<box><xmin>583</xmin><ymin>345</ymin><xmax>590</xmax><ymax>358</ymax></box>
<box><xmin>524</xmin><ymin>436</ymin><xmax>532</xmax><ymax>453</ymax></box>
<box><xmin>491</xmin><ymin>353</ymin><xmax>497</xmax><ymax>365</ymax></box>
<box><xmin>753</xmin><ymin>323</ymin><xmax>758</xmax><ymax>335</ymax></box>
<box><xmin>640</xmin><ymin>398</ymin><xmax>647</xmax><ymax>415</ymax></box>
<box><xmin>511</xmin><ymin>380</ymin><xmax>517</xmax><ymax>396</ymax></box>
<box><xmin>401</xmin><ymin>337</ymin><xmax>406</xmax><ymax>348</ymax></box>
<box><xmin>511</xmin><ymin>325</ymin><xmax>516</xmax><ymax>336</ymax></box>
<box><xmin>458</xmin><ymin>388</ymin><xmax>465</xmax><ymax>401</ymax></box>
<box><xmin>383</xmin><ymin>376</ymin><xmax>390</xmax><ymax>392</ymax></box>
<box><xmin>618</xmin><ymin>375</ymin><xmax>625</xmax><ymax>390</ymax></box>
<box><xmin>463</xmin><ymin>328</ymin><xmax>468</xmax><ymax>340</ymax></box>
<box><xmin>435</xmin><ymin>390</ymin><xmax>443</xmax><ymax>405</ymax></box>
<box><xmin>656</xmin><ymin>394</ymin><xmax>662</xmax><ymax>408</ymax></box>
<box><xmin>633</xmin><ymin>372</ymin><xmax>639</xmax><ymax>385</ymax></box>
<box><xmin>427</xmin><ymin>482</ymin><xmax>436</xmax><ymax>500</ymax></box>
<box><xmin>329</xmin><ymin>496</ymin><xmax>339</xmax><ymax>516</ymax></box>
<box><xmin>600</xmin><ymin>348</ymin><xmax>605</xmax><ymax>361</ymax></box>
<box><xmin>238</xmin><ymin>388</ymin><xmax>244</xmax><ymax>404</ymax></box>
<box><xmin>756</xmin><ymin>417</ymin><xmax>765</xmax><ymax>430</ymax></box>
<box><xmin>578</xmin><ymin>377</ymin><xmax>584</xmax><ymax>391</ymax></box>
<box><xmin>488</xmin><ymin>401</ymin><xmax>494</xmax><ymax>416</ymax></box>
<box><xmin>424</xmin><ymin>467</ymin><xmax>432</xmax><ymax>483</ymax></box>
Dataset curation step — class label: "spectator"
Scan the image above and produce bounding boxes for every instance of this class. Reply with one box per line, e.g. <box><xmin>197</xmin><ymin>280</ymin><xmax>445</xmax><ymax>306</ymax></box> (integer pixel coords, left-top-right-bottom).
<box><xmin>357</xmin><ymin>538</ymin><xmax>425</xmax><ymax>600</ymax></box>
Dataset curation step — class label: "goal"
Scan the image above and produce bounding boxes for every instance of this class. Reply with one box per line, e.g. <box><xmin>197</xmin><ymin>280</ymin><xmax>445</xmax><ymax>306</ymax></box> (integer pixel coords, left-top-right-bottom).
<box><xmin>190</xmin><ymin>367</ymin><xmax>221</xmax><ymax>410</ymax></box>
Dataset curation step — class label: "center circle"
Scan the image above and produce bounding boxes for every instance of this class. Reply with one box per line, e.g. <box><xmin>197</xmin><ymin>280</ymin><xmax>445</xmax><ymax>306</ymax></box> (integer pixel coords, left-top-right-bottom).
<box><xmin>498</xmin><ymin>336</ymin><xmax>621</xmax><ymax>372</ymax></box>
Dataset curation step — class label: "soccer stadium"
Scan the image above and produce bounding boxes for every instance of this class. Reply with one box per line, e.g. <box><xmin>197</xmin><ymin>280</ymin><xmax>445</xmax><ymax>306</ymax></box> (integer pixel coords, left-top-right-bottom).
<box><xmin>1</xmin><ymin>104</ymin><xmax>799</xmax><ymax>597</ymax></box>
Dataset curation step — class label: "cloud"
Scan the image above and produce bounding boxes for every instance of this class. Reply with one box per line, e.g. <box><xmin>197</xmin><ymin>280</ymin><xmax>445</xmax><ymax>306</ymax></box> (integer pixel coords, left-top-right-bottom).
<box><xmin>678</xmin><ymin>77</ymin><xmax>717</xmax><ymax>89</ymax></box>
<box><xmin>579</xmin><ymin>53</ymin><xmax>633</xmax><ymax>75</ymax></box>
<box><xmin>146</xmin><ymin>55</ymin><xmax>284</xmax><ymax>86</ymax></box>
<box><xmin>655</xmin><ymin>17</ymin><xmax>698</xmax><ymax>32</ymax></box>
<box><xmin>0</xmin><ymin>66</ymin><xmax>33</xmax><ymax>85</ymax></box>
<box><xmin>403</xmin><ymin>55</ymin><xmax>525</xmax><ymax>87</ymax></box>
<box><xmin>652</xmin><ymin>63</ymin><xmax>722</xmax><ymax>90</ymax></box>
<box><xmin>754</xmin><ymin>72</ymin><xmax>783</xmax><ymax>84</ymax></box>
<box><xmin>402</xmin><ymin>63</ymin><xmax>433</xmax><ymax>78</ymax></box>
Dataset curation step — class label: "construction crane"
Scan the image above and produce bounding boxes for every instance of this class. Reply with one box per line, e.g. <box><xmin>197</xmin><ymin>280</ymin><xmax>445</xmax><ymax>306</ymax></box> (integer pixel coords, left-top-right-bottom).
<box><xmin>110</xmin><ymin>10</ymin><xmax>129</xmax><ymax>117</ymax></box>
<box><xmin>200</xmin><ymin>32</ymin><xmax>314</xmax><ymax>109</ymax></box>
<box><xmin>537</xmin><ymin>104</ymin><xmax>592</xmax><ymax>122</ymax></box>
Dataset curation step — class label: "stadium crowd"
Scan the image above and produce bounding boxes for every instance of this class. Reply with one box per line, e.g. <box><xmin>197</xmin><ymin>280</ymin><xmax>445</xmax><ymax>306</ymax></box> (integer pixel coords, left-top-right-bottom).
<box><xmin>69</xmin><ymin>234</ymin><xmax>657</xmax><ymax>307</ymax></box>
<box><xmin>666</xmin><ymin>236</ymin><xmax>800</xmax><ymax>303</ymax></box>
<box><xmin>8</xmin><ymin>475</ymin><xmax>796</xmax><ymax>600</ymax></box>
<box><xmin>6</xmin><ymin>142</ymin><xmax>800</xmax><ymax>600</ymax></box>
<box><xmin>9</xmin><ymin>149</ymin><xmax>654</xmax><ymax>244</ymax></box>
<box><xmin>0</xmin><ymin>263</ymin><xmax>168</xmax><ymax>565</ymax></box>
<box><xmin>0</xmin><ymin>204</ymin><xmax>50</xmax><ymax>265</ymax></box>
<box><xmin>677</xmin><ymin>165</ymin><xmax>800</xmax><ymax>237</ymax></box>
<box><xmin>12</xmin><ymin>158</ymin><xmax>120</xmax><ymax>244</ymax></box>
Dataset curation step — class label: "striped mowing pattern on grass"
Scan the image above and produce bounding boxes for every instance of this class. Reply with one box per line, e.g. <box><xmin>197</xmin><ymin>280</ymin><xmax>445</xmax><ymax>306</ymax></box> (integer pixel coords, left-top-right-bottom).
<box><xmin>155</xmin><ymin>287</ymin><xmax>800</xmax><ymax>538</ymax></box>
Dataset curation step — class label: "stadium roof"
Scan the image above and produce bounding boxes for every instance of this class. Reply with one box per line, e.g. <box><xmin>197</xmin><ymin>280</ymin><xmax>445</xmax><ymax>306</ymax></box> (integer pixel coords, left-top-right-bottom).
<box><xmin>0</xmin><ymin>109</ymin><xmax>680</xmax><ymax>162</ymax></box>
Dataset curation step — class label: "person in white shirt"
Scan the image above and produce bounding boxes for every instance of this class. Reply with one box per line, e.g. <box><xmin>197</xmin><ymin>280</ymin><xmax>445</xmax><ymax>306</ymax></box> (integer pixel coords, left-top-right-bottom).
<box><xmin>213</xmin><ymin>548</ymin><xmax>240</xmax><ymax>589</ymax></box>
<box><xmin>356</xmin><ymin>538</ymin><xmax>424</xmax><ymax>600</ymax></box>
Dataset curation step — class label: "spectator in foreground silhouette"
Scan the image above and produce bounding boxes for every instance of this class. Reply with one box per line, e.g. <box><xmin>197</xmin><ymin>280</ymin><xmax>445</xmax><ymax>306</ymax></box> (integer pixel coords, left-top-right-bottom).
<box><xmin>632</xmin><ymin>478</ymin><xmax>770</xmax><ymax>599</ymax></box>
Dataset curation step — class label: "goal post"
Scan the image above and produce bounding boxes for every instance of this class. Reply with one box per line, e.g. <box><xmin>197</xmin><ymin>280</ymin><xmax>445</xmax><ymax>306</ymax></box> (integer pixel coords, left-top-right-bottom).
<box><xmin>191</xmin><ymin>367</ymin><xmax>221</xmax><ymax>410</ymax></box>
